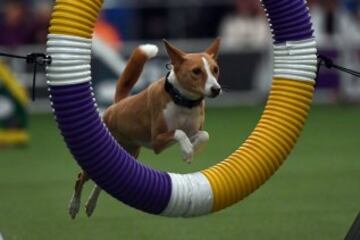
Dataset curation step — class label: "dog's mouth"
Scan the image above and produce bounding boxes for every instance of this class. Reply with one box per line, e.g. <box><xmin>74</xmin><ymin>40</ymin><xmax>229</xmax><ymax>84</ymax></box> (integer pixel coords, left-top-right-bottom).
<box><xmin>187</xmin><ymin>86</ymin><xmax>222</xmax><ymax>100</ymax></box>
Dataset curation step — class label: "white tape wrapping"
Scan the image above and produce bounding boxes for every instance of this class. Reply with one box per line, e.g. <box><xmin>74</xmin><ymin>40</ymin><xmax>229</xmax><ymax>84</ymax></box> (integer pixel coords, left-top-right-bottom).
<box><xmin>161</xmin><ymin>172</ymin><xmax>213</xmax><ymax>217</ymax></box>
<box><xmin>46</xmin><ymin>34</ymin><xmax>92</xmax><ymax>86</ymax></box>
<box><xmin>273</xmin><ymin>38</ymin><xmax>317</xmax><ymax>82</ymax></box>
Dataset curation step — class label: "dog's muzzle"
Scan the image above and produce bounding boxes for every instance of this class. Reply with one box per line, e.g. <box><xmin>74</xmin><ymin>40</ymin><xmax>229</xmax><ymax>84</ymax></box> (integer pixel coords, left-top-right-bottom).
<box><xmin>210</xmin><ymin>86</ymin><xmax>222</xmax><ymax>98</ymax></box>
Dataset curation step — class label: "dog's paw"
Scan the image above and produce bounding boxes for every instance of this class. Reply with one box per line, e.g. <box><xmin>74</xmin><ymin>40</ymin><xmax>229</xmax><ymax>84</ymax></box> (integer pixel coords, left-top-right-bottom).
<box><xmin>85</xmin><ymin>198</ymin><xmax>97</xmax><ymax>217</ymax></box>
<box><xmin>182</xmin><ymin>147</ymin><xmax>194</xmax><ymax>164</ymax></box>
<box><xmin>139</xmin><ymin>44</ymin><xmax>159</xmax><ymax>59</ymax></box>
<box><xmin>180</xmin><ymin>138</ymin><xmax>194</xmax><ymax>164</ymax></box>
<box><xmin>68</xmin><ymin>195</ymin><xmax>81</xmax><ymax>219</ymax></box>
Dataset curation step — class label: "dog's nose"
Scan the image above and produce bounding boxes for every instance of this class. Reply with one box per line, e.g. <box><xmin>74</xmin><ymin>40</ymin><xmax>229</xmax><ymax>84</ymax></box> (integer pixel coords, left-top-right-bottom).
<box><xmin>210</xmin><ymin>86</ymin><xmax>221</xmax><ymax>97</ymax></box>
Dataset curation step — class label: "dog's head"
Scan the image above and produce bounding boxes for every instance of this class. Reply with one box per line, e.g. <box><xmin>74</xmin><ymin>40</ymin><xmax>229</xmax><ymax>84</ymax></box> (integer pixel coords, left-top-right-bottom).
<box><xmin>164</xmin><ymin>38</ymin><xmax>222</xmax><ymax>99</ymax></box>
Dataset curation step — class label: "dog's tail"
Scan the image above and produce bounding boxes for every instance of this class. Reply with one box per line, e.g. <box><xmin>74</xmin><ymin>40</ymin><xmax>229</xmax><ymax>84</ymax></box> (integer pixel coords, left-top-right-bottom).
<box><xmin>114</xmin><ymin>44</ymin><xmax>159</xmax><ymax>103</ymax></box>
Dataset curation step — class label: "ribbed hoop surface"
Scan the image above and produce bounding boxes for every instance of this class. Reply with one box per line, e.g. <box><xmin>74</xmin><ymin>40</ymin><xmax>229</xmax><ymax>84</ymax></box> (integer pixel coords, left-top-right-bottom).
<box><xmin>46</xmin><ymin>0</ymin><xmax>317</xmax><ymax>217</ymax></box>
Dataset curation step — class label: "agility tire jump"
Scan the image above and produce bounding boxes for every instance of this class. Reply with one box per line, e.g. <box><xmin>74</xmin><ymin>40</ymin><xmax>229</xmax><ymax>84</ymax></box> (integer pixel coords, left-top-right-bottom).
<box><xmin>46</xmin><ymin>0</ymin><xmax>317</xmax><ymax>217</ymax></box>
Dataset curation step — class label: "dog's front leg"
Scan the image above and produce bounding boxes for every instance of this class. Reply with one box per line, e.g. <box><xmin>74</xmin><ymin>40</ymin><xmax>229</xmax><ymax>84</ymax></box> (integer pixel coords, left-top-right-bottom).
<box><xmin>152</xmin><ymin>130</ymin><xmax>194</xmax><ymax>163</ymax></box>
<box><xmin>174</xmin><ymin>130</ymin><xmax>194</xmax><ymax>163</ymax></box>
<box><xmin>191</xmin><ymin>131</ymin><xmax>209</xmax><ymax>154</ymax></box>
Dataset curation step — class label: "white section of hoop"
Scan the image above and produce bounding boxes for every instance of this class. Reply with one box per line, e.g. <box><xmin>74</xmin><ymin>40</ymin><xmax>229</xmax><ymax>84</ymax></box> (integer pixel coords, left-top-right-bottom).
<box><xmin>272</xmin><ymin>38</ymin><xmax>317</xmax><ymax>82</ymax></box>
<box><xmin>161</xmin><ymin>172</ymin><xmax>213</xmax><ymax>217</ymax></box>
<box><xmin>46</xmin><ymin>34</ymin><xmax>92</xmax><ymax>86</ymax></box>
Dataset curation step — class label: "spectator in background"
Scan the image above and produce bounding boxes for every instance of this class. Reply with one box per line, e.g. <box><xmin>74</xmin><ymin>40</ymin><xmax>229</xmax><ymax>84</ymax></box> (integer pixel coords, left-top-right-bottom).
<box><xmin>219</xmin><ymin>0</ymin><xmax>271</xmax><ymax>51</ymax></box>
<box><xmin>32</xmin><ymin>1</ymin><xmax>52</xmax><ymax>44</ymax></box>
<box><xmin>0</xmin><ymin>0</ymin><xmax>33</xmax><ymax>47</ymax></box>
<box><xmin>310</xmin><ymin>0</ymin><xmax>360</xmax><ymax>45</ymax></box>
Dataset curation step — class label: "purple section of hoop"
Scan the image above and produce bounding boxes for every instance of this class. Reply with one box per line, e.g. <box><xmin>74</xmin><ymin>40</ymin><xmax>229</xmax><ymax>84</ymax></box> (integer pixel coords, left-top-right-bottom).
<box><xmin>262</xmin><ymin>0</ymin><xmax>314</xmax><ymax>42</ymax></box>
<box><xmin>49</xmin><ymin>82</ymin><xmax>172</xmax><ymax>214</ymax></box>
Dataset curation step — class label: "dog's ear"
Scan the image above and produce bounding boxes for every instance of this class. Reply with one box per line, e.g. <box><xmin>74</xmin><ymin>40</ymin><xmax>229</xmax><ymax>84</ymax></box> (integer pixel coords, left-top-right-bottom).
<box><xmin>163</xmin><ymin>39</ymin><xmax>186</xmax><ymax>66</ymax></box>
<box><xmin>206</xmin><ymin>38</ymin><xmax>221</xmax><ymax>60</ymax></box>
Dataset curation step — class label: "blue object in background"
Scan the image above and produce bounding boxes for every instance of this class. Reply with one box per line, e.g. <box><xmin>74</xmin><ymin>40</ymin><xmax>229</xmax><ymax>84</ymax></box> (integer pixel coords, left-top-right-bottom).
<box><xmin>103</xmin><ymin>8</ymin><xmax>139</xmax><ymax>40</ymax></box>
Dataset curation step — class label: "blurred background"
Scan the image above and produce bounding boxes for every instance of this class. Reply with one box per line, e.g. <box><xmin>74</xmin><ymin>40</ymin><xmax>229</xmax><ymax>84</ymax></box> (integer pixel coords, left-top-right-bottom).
<box><xmin>1</xmin><ymin>0</ymin><xmax>360</xmax><ymax>112</ymax></box>
<box><xmin>0</xmin><ymin>0</ymin><xmax>359</xmax><ymax>239</ymax></box>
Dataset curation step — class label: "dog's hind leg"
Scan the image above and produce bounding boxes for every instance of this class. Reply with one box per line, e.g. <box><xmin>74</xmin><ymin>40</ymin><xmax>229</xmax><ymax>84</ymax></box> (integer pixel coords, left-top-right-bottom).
<box><xmin>84</xmin><ymin>146</ymin><xmax>141</xmax><ymax>217</ymax></box>
<box><xmin>85</xmin><ymin>185</ymin><xmax>102</xmax><ymax>217</ymax></box>
<box><xmin>69</xmin><ymin>172</ymin><xmax>90</xmax><ymax>219</ymax></box>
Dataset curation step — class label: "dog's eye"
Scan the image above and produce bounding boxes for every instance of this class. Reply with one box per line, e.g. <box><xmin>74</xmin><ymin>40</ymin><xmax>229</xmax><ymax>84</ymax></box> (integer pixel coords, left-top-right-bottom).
<box><xmin>192</xmin><ymin>68</ymin><xmax>202</xmax><ymax>76</ymax></box>
<box><xmin>213</xmin><ymin>66</ymin><xmax>219</xmax><ymax>74</ymax></box>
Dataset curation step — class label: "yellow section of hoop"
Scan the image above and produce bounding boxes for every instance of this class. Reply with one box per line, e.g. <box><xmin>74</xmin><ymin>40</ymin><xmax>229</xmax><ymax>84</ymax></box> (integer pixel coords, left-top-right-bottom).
<box><xmin>0</xmin><ymin>130</ymin><xmax>29</xmax><ymax>145</ymax></box>
<box><xmin>202</xmin><ymin>78</ymin><xmax>315</xmax><ymax>212</ymax></box>
<box><xmin>49</xmin><ymin>0</ymin><xmax>104</xmax><ymax>39</ymax></box>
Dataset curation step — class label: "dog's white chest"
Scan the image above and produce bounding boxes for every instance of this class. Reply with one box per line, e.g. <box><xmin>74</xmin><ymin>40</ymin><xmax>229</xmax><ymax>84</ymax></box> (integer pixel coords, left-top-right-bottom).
<box><xmin>163</xmin><ymin>102</ymin><xmax>201</xmax><ymax>136</ymax></box>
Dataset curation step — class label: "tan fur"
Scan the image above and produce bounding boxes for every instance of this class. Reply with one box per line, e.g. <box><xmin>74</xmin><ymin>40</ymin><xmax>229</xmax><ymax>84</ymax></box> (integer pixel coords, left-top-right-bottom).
<box><xmin>68</xmin><ymin>39</ymin><xmax>221</xmax><ymax>219</ymax></box>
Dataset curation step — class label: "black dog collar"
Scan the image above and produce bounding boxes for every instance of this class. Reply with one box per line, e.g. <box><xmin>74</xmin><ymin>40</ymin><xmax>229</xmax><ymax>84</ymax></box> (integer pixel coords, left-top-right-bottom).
<box><xmin>164</xmin><ymin>72</ymin><xmax>203</xmax><ymax>109</ymax></box>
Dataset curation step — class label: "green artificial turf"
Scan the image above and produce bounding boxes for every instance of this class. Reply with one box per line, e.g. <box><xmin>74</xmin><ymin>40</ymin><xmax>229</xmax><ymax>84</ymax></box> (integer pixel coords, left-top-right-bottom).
<box><xmin>0</xmin><ymin>106</ymin><xmax>359</xmax><ymax>240</ymax></box>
